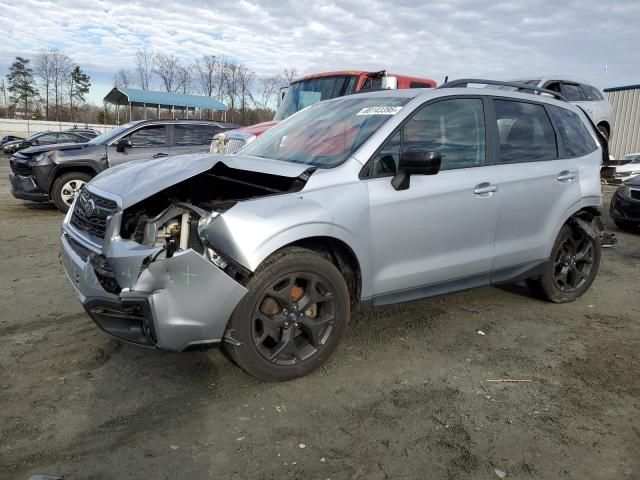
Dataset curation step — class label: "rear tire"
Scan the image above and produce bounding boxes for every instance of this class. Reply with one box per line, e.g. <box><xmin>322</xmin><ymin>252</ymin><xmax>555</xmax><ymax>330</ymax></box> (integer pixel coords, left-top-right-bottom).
<box><xmin>51</xmin><ymin>171</ymin><xmax>92</xmax><ymax>213</ymax></box>
<box><xmin>528</xmin><ymin>224</ymin><xmax>601</xmax><ymax>303</ymax></box>
<box><xmin>224</xmin><ymin>247</ymin><xmax>350</xmax><ymax>382</ymax></box>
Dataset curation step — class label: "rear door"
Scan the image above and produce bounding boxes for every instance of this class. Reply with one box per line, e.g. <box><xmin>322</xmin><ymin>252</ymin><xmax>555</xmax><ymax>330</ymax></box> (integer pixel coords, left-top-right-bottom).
<box><xmin>170</xmin><ymin>123</ymin><xmax>223</xmax><ymax>155</ymax></box>
<box><xmin>365</xmin><ymin>97</ymin><xmax>501</xmax><ymax>300</ymax></box>
<box><xmin>491</xmin><ymin>98</ymin><xmax>581</xmax><ymax>276</ymax></box>
<box><xmin>107</xmin><ymin>124</ymin><xmax>169</xmax><ymax>166</ymax></box>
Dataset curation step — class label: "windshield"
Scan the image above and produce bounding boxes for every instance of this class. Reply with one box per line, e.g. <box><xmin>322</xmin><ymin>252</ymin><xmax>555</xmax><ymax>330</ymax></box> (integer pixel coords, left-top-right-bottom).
<box><xmin>274</xmin><ymin>75</ymin><xmax>359</xmax><ymax>121</ymax></box>
<box><xmin>88</xmin><ymin>122</ymin><xmax>137</xmax><ymax>145</ymax></box>
<box><xmin>25</xmin><ymin>132</ymin><xmax>41</xmax><ymax>140</ymax></box>
<box><xmin>241</xmin><ymin>95</ymin><xmax>410</xmax><ymax>168</ymax></box>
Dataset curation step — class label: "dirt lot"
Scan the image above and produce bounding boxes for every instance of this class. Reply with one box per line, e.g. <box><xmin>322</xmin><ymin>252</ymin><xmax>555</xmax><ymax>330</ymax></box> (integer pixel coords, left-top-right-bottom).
<box><xmin>0</xmin><ymin>156</ymin><xmax>638</xmax><ymax>480</ymax></box>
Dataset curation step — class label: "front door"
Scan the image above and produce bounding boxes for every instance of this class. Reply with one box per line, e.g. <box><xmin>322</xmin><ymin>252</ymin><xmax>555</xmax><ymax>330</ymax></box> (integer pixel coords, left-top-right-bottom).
<box><xmin>365</xmin><ymin>97</ymin><xmax>500</xmax><ymax>303</ymax></box>
<box><xmin>107</xmin><ymin>124</ymin><xmax>169</xmax><ymax>166</ymax></box>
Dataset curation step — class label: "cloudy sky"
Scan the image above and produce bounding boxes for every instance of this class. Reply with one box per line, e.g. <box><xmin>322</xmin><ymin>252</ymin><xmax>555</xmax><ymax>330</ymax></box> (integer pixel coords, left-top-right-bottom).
<box><xmin>1</xmin><ymin>0</ymin><xmax>638</xmax><ymax>103</ymax></box>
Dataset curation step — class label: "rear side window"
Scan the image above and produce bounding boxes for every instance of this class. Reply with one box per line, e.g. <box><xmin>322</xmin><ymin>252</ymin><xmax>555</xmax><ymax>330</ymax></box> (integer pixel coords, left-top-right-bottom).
<box><xmin>581</xmin><ymin>84</ymin><xmax>604</xmax><ymax>101</ymax></box>
<box><xmin>562</xmin><ymin>83</ymin><xmax>585</xmax><ymax>101</ymax></box>
<box><xmin>174</xmin><ymin>124</ymin><xmax>220</xmax><ymax>146</ymax></box>
<box><xmin>548</xmin><ymin>106</ymin><xmax>597</xmax><ymax>157</ymax></box>
<box><xmin>494</xmin><ymin>100</ymin><xmax>558</xmax><ymax>163</ymax></box>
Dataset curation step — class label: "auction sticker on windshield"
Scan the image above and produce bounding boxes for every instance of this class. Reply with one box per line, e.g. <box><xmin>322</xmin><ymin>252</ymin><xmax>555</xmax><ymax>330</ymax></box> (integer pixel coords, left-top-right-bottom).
<box><xmin>356</xmin><ymin>106</ymin><xmax>403</xmax><ymax>116</ymax></box>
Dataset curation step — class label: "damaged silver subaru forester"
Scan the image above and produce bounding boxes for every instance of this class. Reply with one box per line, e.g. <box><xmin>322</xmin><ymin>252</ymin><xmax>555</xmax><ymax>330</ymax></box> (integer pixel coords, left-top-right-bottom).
<box><xmin>60</xmin><ymin>80</ymin><xmax>605</xmax><ymax>381</ymax></box>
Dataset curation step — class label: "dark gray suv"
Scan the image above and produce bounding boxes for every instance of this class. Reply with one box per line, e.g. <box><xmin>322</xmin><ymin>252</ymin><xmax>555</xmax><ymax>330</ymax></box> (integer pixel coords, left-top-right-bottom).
<box><xmin>9</xmin><ymin>119</ymin><xmax>238</xmax><ymax>212</ymax></box>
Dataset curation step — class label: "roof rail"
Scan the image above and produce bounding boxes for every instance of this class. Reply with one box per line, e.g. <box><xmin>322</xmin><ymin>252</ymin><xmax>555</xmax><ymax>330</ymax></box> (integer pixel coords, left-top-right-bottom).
<box><xmin>438</xmin><ymin>78</ymin><xmax>567</xmax><ymax>102</ymax></box>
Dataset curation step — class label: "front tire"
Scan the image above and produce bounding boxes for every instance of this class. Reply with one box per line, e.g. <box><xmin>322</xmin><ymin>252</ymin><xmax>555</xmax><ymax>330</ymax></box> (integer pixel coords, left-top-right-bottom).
<box><xmin>528</xmin><ymin>224</ymin><xmax>601</xmax><ymax>303</ymax></box>
<box><xmin>224</xmin><ymin>247</ymin><xmax>350</xmax><ymax>382</ymax></box>
<box><xmin>51</xmin><ymin>171</ymin><xmax>92</xmax><ymax>213</ymax></box>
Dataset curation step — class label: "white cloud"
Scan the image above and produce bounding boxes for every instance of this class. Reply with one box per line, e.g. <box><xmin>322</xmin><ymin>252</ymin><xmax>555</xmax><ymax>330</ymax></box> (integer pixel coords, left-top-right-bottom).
<box><xmin>0</xmin><ymin>0</ymin><xmax>638</xmax><ymax>103</ymax></box>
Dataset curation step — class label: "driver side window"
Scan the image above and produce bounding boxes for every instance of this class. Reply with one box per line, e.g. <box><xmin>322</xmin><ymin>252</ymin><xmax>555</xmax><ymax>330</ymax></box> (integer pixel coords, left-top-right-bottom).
<box><xmin>370</xmin><ymin>98</ymin><xmax>486</xmax><ymax>176</ymax></box>
<box><xmin>124</xmin><ymin>125</ymin><xmax>167</xmax><ymax>147</ymax></box>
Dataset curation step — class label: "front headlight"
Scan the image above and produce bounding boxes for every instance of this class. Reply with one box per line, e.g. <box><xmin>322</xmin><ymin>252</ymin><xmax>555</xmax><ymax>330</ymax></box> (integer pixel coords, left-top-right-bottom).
<box><xmin>34</xmin><ymin>150</ymin><xmax>55</xmax><ymax>164</ymax></box>
<box><xmin>619</xmin><ymin>184</ymin><xmax>631</xmax><ymax>198</ymax></box>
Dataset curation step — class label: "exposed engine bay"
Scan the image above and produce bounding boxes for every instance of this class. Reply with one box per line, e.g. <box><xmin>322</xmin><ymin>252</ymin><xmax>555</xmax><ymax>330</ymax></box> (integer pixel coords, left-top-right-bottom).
<box><xmin>119</xmin><ymin>162</ymin><xmax>313</xmax><ymax>278</ymax></box>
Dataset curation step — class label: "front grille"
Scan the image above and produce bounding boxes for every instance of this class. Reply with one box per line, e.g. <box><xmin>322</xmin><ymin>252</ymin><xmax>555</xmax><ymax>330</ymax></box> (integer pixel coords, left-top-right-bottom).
<box><xmin>71</xmin><ymin>189</ymin><xmax>118</xmax><ymax>240</ymax></box>
<box><xmin>9</xmin><ymin>159</ymin><xmax>32</xmax><ymax>176</ymax></box>
<box><xmin>631</xmin><ymin>189</ymin><xmax>640</xmax><ymax>201</ymax></box>
<box><xmin>225</xmin><ymin>138</ymin><xmax>246</xmax><ymax>154</ymax></box>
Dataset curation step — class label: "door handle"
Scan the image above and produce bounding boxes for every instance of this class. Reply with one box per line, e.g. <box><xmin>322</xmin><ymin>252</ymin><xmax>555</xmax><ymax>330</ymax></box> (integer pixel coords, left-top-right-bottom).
<box><xmin>153</xmin><ymin>153</ymin><xmax>169</xmax><ymax>158</ymax></box>
<box><xmin>557</xmin><ymin>171</ymin><xmax>576</xmax><ymax>182</ymax></box>
<box><xmin>474</xmin><ymin>183</ymin><xmax>499</xmax><ymax>195</ymax></box>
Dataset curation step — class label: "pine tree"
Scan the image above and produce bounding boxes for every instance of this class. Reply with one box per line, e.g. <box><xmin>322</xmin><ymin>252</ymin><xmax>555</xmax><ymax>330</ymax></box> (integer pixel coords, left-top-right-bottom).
<box><xmin>69</xmin><ymin>65</ymin><xmax>91</xmax><ymax>120</ymax></box>
<box><xmin>6</xmin><ymin>57</ymin><xmax>38</xmax><ymax>117</ymax></box>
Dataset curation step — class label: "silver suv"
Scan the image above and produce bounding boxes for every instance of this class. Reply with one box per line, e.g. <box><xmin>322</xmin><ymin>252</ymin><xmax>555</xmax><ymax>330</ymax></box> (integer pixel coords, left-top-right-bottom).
<box><xmin>60</xmin><ymin>81</ymin><xmax>605</xmax><ymax>381</ymax></box>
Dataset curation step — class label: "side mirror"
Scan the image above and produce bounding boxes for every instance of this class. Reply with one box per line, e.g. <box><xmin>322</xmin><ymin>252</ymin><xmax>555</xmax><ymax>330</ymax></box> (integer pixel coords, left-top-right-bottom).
<box><xmin>116</xmin><ymin>138</ymin><xmax>132</xmax><ymax>152</ymax></box>
<box><xmin>381</xmin><ymin>76</ymin><xmax>398</xmax><ymax>90</ymax></box>
<box><xmin>391</xmin><ymin>148</ymin><xmax>441</xmax><ymax>191</ymax></box>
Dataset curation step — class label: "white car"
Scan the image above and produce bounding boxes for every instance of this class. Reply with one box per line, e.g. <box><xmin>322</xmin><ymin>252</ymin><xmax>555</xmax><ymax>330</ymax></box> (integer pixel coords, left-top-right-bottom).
<box><xmin>510</xmin><ymin>77</ymin><xmax>613</xmax><ymax>141</ymax></box>
<box><xmin>615</xmin><ymin>153</ymin><xmax>640</xmax><ymax>183</ymax></box>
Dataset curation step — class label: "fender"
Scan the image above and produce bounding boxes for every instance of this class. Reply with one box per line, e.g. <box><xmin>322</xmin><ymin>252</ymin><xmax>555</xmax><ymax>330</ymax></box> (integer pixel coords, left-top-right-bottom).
<box><xmin>202</xmin><ymin>183</ymin><xmax>374</xmax><ymax>298</ymax></box>
<box><xmin>46</xmin><ymin>160</ymin><xmax>104</xmax><ymax>193</ymax></box>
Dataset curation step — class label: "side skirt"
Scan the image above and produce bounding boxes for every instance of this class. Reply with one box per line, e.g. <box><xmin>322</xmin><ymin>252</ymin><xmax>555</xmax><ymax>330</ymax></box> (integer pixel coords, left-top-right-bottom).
<box><xmin>366</xmin><ymin>260</ymin><xmax>547</xmax><ymax>307</ymax></box>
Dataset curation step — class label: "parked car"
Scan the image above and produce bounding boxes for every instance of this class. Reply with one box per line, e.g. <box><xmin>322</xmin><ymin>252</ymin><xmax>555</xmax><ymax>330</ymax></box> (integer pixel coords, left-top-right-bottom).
<box><xmin>505</xmin><ymin>77</ymin><xmax>613</xmax><ymax>141</ymax></box>
<box><xmin>3</xmin><ymin>130</ymin><xmax>89</xmax><ymax>154</ymax></box>
<box><xmin>613</xmin><ymin>153</ymin><xmax>640</xmax><ymax>183</ymax></box>
<box><xmin>64</xmin><ymin>127</ymin><xmax>100</xmax><ymax>138</ymax></box>
<box><xmin>60</xmin><ymin>81</ymin><xmax>605</xmax><ymax>381</ymax></box>
<box><xmin>9</xmin><ymin>119</ymin><xmax>238</xmax><ymax>212</ymax></box>
<box><xmin>1</xmin><ymin>135</ymin><xmax>23</xmax><ymax>147</ymax></box>
<box><xmin>211</xmin><ymin>69</ymin><xmax>437</xmax><ymax>154</ymax></box>
<box><xmin>610</xmin><ymin>177</ymin><xmax>640</xmax><ymax>230</ymax></box>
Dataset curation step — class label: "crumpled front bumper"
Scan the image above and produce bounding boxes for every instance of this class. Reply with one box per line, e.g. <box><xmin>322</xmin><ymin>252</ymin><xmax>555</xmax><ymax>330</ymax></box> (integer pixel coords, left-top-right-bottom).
<box><xmin>59</xmin><ymin>209</ymin><xmax>248</xmax><ymax>351</ymax></box>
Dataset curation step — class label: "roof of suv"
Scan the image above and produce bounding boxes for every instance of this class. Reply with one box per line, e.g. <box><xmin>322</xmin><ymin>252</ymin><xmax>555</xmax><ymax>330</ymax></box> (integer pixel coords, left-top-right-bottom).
<box><xmin>118</xmin><ymin>119</ymin><xmax>240</xmax><ymax>128</ymax></box>
<box><xmin>343</xmin><ymin>86</ymin><xmax>574</xmax><ymax>109</ymax></box>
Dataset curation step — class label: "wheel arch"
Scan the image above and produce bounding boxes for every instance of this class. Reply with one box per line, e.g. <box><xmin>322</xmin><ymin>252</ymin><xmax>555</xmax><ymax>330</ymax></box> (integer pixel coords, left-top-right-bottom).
<box><xmin>280</xmin><ymin>236</ymin><xmax>363</xmax><ymax>307</ymax></box>
<box><xmin>546</xmin><ymin>204</ymin><xmax>602</xmax><ymax>257</ymax></box>
<box><xmin>48</xmin><ymin>163</ymin><xmax>99</xmax><ymax>194</ymax></box>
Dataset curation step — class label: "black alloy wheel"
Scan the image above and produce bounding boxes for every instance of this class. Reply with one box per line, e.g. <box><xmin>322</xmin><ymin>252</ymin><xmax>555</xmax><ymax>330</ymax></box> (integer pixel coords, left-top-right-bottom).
<box><xmin>252</xmin><ymin>272</ymin><xmax>337</xmax><ymax>365</ymax></box>
<box><xmin>552</xmin><ymin>228</ymin><xmax>596</xmax><ymax>293</ymax></box>
<box><xmin>527</xmin><ymin>224</ymin><xmax>601</xmax><ymax>303</ymax></box>
<box><xmin>225</xmin><ymin>247</ymin><xmax>350</xmax><ymax>382</ymax></box>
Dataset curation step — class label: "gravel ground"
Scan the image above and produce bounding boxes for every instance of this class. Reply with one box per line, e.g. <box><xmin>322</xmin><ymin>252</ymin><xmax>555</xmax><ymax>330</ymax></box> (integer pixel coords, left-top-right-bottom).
<box><xmin>0</xmin><ymin>155</ymin><xmax>638</xmax><ymax>480</ymax></box>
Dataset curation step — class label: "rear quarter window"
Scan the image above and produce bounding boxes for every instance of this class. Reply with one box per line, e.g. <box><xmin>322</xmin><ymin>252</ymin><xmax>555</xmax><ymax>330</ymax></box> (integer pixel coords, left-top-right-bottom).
<box><xmin>548</xmin><ymin>106</ymin><xmax>598</xmax><ymax>157</ymax></box>
<box><xmin>581</xmin><ymin>84</ymin><xmax>605</xmax><ymax>101</ymax></box>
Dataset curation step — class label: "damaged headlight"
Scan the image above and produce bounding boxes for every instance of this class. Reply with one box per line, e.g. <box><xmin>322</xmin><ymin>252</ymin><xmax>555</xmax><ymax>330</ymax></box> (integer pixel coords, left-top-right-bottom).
<box><xmin>619</xmin><ymin>184</ymin><xmax>631</xmax><ymax>198</ymax></box>
<box><xmin>210</xmin><ymin>133</ymin><xmax>225</xmax><ymax>154</ymax></box>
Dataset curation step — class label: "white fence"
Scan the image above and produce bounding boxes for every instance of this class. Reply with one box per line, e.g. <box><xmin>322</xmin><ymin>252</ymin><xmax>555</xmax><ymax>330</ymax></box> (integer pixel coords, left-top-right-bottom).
<box><xmin>0</xmin><ymin>118</ymin><xmax>116</xmax><ymax>136</ymax></box>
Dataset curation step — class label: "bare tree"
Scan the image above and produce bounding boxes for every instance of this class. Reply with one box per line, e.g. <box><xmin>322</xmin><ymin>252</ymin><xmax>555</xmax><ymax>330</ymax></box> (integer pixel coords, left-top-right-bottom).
<box><xmin>214</xmin><ymin>57</ymin><xmax>229</xmax><ymax>102</ymax></box>
<box><xmin>237</xmin><ymin>65</ymin><xmax>255</xmax><ymax>123</ymax></box>
<box><xmin>134</xmin><ymin>48</ymin><xmax>154</xmax><ymax>90</ymax></box>
<box><xmin>178</xmin><ymin>65</ymin><xmax>192</xmax><ymax>94</ymax></box>
<box><xmin>154</xmin><ymin>53</ymin><xmax>181</xmax><ymax>92</ymax></box>
<box><xmin>255</xmin><ymin>74</ymin><xmax>282</xmax><ymax>110</ymax></box>
<box><xmin>223</xmin><ymin>60</ymin><xmax>240</xmax><ymax>120</ymax></box>
<box><xmin>114</xmin><ymin>69</ymin><xmax>131</xmax><ymax>88</ymax></box>
<box><xmin>50</xmin><ymin>50</ymin><xmax>72</xmax><ymax>121</ymax></box>
<box><xmin>282</xmin><ymin>67</ymin><xmax>298</xmax><ymax>85</ymax></box>
<box><xmin>194</xmin><ymin>55</ymin><xmax>218</xmax><ymax>97</ymax></box>
<box><xmin>34</xmin><ymin>50</ymin><xmax>54</xmax><ymax>120</ymax></box>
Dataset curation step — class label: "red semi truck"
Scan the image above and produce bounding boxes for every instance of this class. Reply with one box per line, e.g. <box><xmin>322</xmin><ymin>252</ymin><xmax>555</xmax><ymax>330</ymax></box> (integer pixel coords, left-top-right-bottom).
<box><xmin>211</xmin><ymin>69</ymin><xmax>437</xmax><ymax>154</ymax></box>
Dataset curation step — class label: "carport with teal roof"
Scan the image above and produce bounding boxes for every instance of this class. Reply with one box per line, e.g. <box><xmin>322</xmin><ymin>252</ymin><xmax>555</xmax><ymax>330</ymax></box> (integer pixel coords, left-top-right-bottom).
<box><xmin>103</xmin><ymin>87</ymin><xmax>228</xmax><ymax>123</ymax></box>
